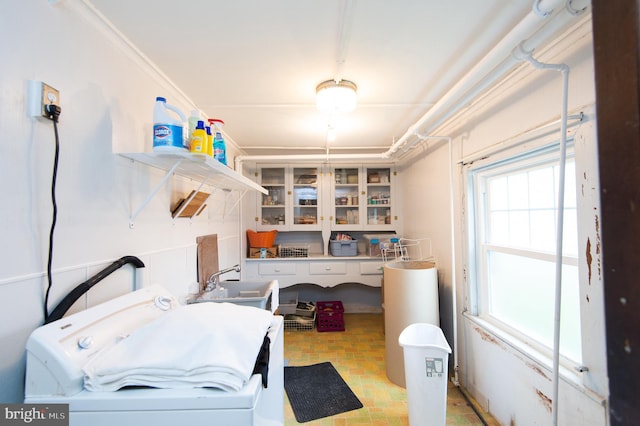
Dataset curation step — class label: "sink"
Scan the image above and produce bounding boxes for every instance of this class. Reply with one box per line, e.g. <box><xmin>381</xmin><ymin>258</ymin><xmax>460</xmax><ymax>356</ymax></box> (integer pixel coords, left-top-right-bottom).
<box><xmin>187</xmin><ymin>280</ymin><xmax>279</xmax><ymax>312</ymax></box>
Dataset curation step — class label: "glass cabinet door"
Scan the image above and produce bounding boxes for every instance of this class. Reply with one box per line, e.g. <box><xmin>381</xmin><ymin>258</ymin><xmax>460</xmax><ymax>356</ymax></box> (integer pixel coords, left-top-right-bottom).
<box><xmin>333</xmin><ymin>167</ymin><xmax>361</xmax><ymax>228</ymax></box>
<box><xmin>292</xmin><ymin>167</ymin><xmax>321</xmax><ymax>229</ymax></box>
<box><xmin>258</xmin><ymin>167</ymin><xmax>286</xmax><ymax>228</ymax></box>
<box><xmin>365</xmin><ymin>167</ymin><xmax>392</xmax><ymax>228</ymax></box>
<box><xmin>256</xmin><ymin>164</ymin><xmax>395</xmax><ymax>233</ymax></box>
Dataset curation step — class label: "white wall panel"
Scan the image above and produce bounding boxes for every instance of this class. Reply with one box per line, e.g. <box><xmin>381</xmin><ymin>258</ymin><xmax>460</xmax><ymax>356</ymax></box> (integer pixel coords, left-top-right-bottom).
<box><xmin>0</xmin><ymin>1</ymin><xmax>243</xmax><ymax>402</ymax></box>
<box><xmin>398</xmin><ymin>15</ymin><xmax>607</xmax><ymax>426</ymax></box>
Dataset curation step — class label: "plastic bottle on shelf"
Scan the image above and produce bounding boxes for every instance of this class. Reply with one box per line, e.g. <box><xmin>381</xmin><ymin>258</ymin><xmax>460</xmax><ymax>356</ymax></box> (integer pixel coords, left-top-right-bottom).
<box><xmin>369</xmin><ymin>207</ymin><xmax>378</xmax><ymax>225</ymax></box>
<box><xmin>370</xmin><ymin>239</ymin><xmax>380</xmax><ymax>257</ymax></box>
<box><xmin>189</xmin><ymin>120</ymin><xmax>208</xmax><ymax>155</ymax></box>
<box><xmin>153</xmin><ymin>97</ymin><xmax>187</xmax><ymax>152</ymax></box>
<box><xmin>205</xmin><ymin>124</ymin><xmax>213</xmax><ymax>157</ymax></box>
<box><xmin>187</xmin><ymin>109</ymin><xmax>201</xmax><ymax>150</ymax></box>
<box><xmin>209</xmin><ymin>118</ymin><xmax>227</xmax><ymax>165</ymax></box>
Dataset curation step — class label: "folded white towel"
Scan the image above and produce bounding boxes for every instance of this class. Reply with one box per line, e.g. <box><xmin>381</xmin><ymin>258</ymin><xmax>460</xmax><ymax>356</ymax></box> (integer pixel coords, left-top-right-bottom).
<box><xmin>83</xmin><ymin>302</ymin><xmax>274</xmax><ymax>392</ymax></box>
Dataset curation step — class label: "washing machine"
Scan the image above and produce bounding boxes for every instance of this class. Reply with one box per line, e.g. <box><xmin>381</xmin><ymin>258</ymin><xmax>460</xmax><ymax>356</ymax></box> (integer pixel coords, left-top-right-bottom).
<box><xmin>24</xmin><ymin>285</ymin><xmax>284</xmax><ymax>426</ymax></box>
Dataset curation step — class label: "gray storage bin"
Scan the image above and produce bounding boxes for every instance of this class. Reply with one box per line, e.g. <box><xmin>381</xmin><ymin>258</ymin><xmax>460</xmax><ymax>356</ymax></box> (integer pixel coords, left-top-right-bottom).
<box><xmin>329</xmin><ymin>239</ymin><xmax>358</xmax><ymax>256</ymax></box>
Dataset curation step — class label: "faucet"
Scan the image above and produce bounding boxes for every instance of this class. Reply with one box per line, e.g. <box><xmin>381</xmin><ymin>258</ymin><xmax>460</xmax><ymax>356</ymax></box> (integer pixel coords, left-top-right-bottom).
<box><xmin>205</xmin><ymin>264</ymin><xmax>241</xmax><ymax>292</ymax></box>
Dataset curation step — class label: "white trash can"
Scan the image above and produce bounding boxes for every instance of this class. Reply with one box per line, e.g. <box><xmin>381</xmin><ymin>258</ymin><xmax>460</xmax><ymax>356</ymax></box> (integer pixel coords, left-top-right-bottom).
<box><xmin>399</xmin><ymin>323</ymin><xmax>452</xmax><ymax>426</ymax></box>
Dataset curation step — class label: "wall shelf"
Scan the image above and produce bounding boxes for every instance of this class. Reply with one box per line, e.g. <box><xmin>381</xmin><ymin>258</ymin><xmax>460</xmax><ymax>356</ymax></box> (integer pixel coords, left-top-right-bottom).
<box><xmin>120</xmin><ymin>152</ymin><xmax>267</xmax><ymax>227</ymax></box>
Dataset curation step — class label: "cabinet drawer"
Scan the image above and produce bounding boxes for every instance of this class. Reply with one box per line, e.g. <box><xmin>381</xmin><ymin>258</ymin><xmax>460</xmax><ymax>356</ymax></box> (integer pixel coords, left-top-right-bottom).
<box><xmin>309</xmin><ymin>262</ymin><xmax>347</xmax><ymax>275</ymax></box>
<box><xmin>360</xmin><ymin>261</ymin><xmax>384</xmax><ymax>275</ymax></box>
<box><xmin>258</xmin><ymin>262</ymin><xmax>296</xmax><ymax>275</ymax></box>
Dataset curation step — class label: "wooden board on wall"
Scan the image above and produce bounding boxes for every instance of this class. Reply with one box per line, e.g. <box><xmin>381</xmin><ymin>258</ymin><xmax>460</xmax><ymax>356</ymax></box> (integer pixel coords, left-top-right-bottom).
<box><xmin>172</xmin><ymin>191</ymin><xmax>209</xmax><ymax>218</ymax></box>
<box><xmin>196</xmin><ymin>234</ymin><xmax>219</xmax><ymax>292</ymax></box>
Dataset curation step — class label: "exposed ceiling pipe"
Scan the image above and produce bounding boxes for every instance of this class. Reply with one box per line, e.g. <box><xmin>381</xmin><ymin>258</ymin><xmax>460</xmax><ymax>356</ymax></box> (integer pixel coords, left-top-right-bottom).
<box><xmin>236</xmin><ymin>152</ymin><xmax>391</xmax><ymax>164</ymax></box>
<box><xmin>237</xmin><ymin>0</ymin><xmax>588</xmax><ymax>165</ymax></box>
<box><xmin>240</xmin><ymin>145</ymin><xmax>384</xmax><ymax>151</ymax></box>
<box><xmin>514</xmin><ymin>42</ymin><xmax>571</xmax><ymax>426</ymax></box>
<box><xmin>458</xmin><ymin>113</ymin><xmax>584</xmax><ymax>165</ymax></box>
<box><xmin>385</xmin><ymin>0</ymin><xmax>587</xmax><ymax>158</ymax></box>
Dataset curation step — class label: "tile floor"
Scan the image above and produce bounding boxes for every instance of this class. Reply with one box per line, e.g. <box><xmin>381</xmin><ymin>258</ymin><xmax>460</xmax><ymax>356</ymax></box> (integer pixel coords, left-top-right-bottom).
<box><xmin>283</xmin><ymin>313</ymin><xmax>499</xmax><ymax>425</ymax></box>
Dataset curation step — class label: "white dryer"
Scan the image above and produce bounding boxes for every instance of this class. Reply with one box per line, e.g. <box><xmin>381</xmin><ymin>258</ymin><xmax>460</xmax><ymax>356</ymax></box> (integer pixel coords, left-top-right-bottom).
<box><xmin>24</xmin><ymin>285</ymin><xmax>284</xmax><ymax>426</ymax></box>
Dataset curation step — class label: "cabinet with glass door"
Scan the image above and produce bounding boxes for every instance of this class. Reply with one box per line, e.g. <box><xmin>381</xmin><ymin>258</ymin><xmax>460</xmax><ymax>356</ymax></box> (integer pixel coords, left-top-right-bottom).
<box><xmin>330</xmin><ymin>165</ymin><xmax>397</xmax><ymax>231</ymax></box>
<box><xmin>331</xmin><ymin>166</ymin><xmax>362</xmax><ymax>230</ymax></box>
<box><xmin>291</xmin><ymin>166</ymin><xmax>322</xmax><ymax>230</ymax></box>
<box><xmin>364</xmin><ymin>166</ymin><xmax>395</xmax><ymax>230</ymax></box>
<box><xmin>256</xmin><ymin>165</ymin><xmax>322</xmax><ymax>231</ymax></box>
<box><xmin>256</xmin><ymin>166</ymin><xmax>287</xmax><ymax>231</ymax></box>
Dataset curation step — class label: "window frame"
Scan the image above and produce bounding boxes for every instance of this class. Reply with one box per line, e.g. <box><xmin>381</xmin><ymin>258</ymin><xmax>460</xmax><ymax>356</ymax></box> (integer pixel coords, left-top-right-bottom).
<box><xmin>466</xmin><ymin>141</ymin><xmax>583</xmax><ymax>369</ymax></box>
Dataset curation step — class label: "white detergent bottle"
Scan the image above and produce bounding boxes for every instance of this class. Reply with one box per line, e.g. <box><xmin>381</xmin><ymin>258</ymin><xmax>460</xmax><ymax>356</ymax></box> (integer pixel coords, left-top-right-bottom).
<box><xmin>153</xmin><ymin>97</ymin><xmax>187</xmax><ymax>152</ymax></box>
<box><xmin>187</xmin><ymin>109</ymin><xmax>201</xmax><ymax>150</ymax></box>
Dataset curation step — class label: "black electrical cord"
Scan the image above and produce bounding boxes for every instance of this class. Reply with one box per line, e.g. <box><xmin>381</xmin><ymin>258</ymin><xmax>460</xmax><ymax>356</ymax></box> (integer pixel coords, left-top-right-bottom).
<box><xmin>43</xmin><ymin>104</ymin><xmax>61</xmax><ymax>321</ymax></box>
<box><xmin>45</xmin><ymin>256</ymin><xmax>145</xmax><ymax>324</ymax></box>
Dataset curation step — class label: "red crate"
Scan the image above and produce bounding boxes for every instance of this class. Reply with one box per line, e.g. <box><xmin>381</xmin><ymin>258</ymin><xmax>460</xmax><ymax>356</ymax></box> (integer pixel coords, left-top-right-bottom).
<box><xmin>316</xmin><ymin>301</ymin><xmax>345</xmax><ymax>332</ymax></box>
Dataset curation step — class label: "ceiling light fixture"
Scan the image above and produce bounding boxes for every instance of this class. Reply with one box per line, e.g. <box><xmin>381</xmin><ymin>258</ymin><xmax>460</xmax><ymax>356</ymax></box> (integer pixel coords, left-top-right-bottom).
<box><xmin>316</xmin><ymin>79</ymin><xmax>357</xmax><ymax>113</ymax></box>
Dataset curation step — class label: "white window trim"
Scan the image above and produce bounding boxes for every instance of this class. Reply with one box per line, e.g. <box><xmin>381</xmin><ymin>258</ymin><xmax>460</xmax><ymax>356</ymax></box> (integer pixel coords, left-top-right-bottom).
<box><xmin>483</xmin><ymin>243</ymin><xmax>579</xmax><ymax>266</ymax></box>
<box><xmin>462</xmin><ymin>312</ymin><xmax>607</xmax><ymax>407</ymax></box>
<box><xmin>466</xmin><ymin>140</ymin><xmax>584</xmax><ymax>371</ymax></box>
<box><xmin>462</xmin><ymin>111</ymin><xmax>608</xmax><ymax>400</ymax></box>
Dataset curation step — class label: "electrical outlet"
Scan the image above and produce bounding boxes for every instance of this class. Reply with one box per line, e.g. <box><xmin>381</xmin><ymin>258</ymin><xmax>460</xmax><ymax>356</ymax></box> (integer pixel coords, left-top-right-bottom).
<box><xmin>28</xmin><ymin>80</ymin><xmax>60</xmax><ymax>120</ymax></box>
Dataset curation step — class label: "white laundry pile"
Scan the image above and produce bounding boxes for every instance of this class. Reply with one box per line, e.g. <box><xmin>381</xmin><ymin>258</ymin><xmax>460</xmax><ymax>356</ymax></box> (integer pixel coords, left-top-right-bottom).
<box><xmin>83</xmin><ymin>302</ymin><xmax>274</xmax><ymax>392</ymax></box>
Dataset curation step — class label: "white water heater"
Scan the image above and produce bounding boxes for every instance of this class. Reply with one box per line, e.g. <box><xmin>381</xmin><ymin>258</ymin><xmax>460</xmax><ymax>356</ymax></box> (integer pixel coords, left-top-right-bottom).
<box><xmin>383</xmin><ymin>260</ymin><xmax>439</xmax><ymax>387</ymax></box>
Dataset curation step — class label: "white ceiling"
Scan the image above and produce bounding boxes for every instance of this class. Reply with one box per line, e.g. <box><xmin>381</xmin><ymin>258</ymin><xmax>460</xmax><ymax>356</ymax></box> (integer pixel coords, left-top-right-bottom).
<box><xmin>88</xmin><ymin>0</ymin><xmax>534</xmax><ymax>155</ymax></box>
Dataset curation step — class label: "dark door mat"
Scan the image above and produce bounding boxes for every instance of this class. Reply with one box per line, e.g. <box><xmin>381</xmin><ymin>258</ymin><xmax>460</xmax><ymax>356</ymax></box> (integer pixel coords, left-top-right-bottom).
<box><xmin>284</xmin><ymin>361</ymin><xmax>364</xmax><ymax>423</ymax></box>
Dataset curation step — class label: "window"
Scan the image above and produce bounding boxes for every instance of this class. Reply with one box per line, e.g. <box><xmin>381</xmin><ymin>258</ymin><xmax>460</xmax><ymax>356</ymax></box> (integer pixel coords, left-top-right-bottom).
<box><xmin>469</xmin><ymin>145</ymin><xmax>582</xmax><ymax>364</ymax></box>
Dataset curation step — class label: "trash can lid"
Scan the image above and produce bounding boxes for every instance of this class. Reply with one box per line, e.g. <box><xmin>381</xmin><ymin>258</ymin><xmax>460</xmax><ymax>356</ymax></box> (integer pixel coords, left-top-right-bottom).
<box><xmin>398</xmin><ymin>323</ymin><xmax>451</xmax><ymax>353</ymax></box>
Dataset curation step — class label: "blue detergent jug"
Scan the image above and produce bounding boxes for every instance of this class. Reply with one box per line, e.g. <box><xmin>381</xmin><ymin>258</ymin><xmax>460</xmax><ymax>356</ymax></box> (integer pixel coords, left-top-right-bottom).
<box><xmin>153</xmin><ymin>97</ymin><xmax>187</xmax><ymax>152</ymax></box>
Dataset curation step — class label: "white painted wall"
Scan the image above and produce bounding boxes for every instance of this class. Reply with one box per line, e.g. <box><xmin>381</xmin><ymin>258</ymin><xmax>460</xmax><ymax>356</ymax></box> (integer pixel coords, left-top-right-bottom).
<box><xmin>398</xmin><ymin>15</ymin><xmax>609</xmax><ymax>425</ymax></box>
<box><xmin>0</xmin><ymin>1</ymin><xmax>245</xmax><ymax>402</ymax></box>
<box><xmin>0</xmin><ymin>3</ymin><xmax>609</xmax><ymax>423</ymax></box>
<box><xmin>399</xmin><ymin>142</ymin><xmax>456</xmax><ymax>344</ymax></box>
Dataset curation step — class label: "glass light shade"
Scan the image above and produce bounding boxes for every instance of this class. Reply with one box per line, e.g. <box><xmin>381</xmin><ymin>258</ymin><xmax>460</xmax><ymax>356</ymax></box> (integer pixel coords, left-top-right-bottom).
<box><xmin>316</xmin><ymin>80</ymin><xmax>357</xmax><ymax>113</ymax></box>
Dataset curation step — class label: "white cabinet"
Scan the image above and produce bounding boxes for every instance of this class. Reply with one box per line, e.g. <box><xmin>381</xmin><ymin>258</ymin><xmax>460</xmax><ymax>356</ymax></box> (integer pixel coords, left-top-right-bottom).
<box><xmin>360</xmin><ymin>261</ymin><xmax>384</xmax><ymax>275</ymax></box>
<box><xmin>291</xmin><ymin>166</ymin><xmax>322</xmax><ymax>230</ymax></box>
<box><xmin>330</xmin><ymin>165</ymin><xmax>397</xmax><ymax>231</ymax></box>
<box><xmin>256</xmin><ymin>166</ymin><xmax>287</xmax><ymax>230</ymax></box>
<box><xmin>253</xmin><ymin>163</ymin><xmax>398</xmax><ymax>234</ymax></box>
<box><xmin>244</xmin><ymin>162</ymin><xmax>398</xmax><ymax>294</ymax></box>
<box><xmin>257</xmin><ymin>262</ymin><xmax>297</xmax><ymax>276</ymax></box>
<box><xmin>255</xmin><ymin>165</ymin><xmax>323</xmax><ymax>231</ymax></box>
<box><xmin>242</xmin><ymin>163</ymin><xmax>402</xmax><ymax>300</ymax></box>
<box><xmin>309</xmin><ymin>262</ymin><xmax>348</xmax><ymax>275</ymax></box>
<box><xmin>331</xmin><ymin>166</ymin><xmax>362</xmax><ymax>229</ymax></box>
<box><xmin>364</xmin><ymin>166</ymin><xmax>396</xmax><ymax>230</ymax></box>
<box><xmin>244</xmin><ymin>258</ymin><xmax>384</xmax><ymax>288</ymax></box>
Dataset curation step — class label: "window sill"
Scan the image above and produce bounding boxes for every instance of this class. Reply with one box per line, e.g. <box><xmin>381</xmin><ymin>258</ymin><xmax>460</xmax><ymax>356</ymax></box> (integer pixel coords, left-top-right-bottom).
<box><xmin>462</xmin><ymin>312</ymin><xmax>606</xmax><ymax>405</ymax></box>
